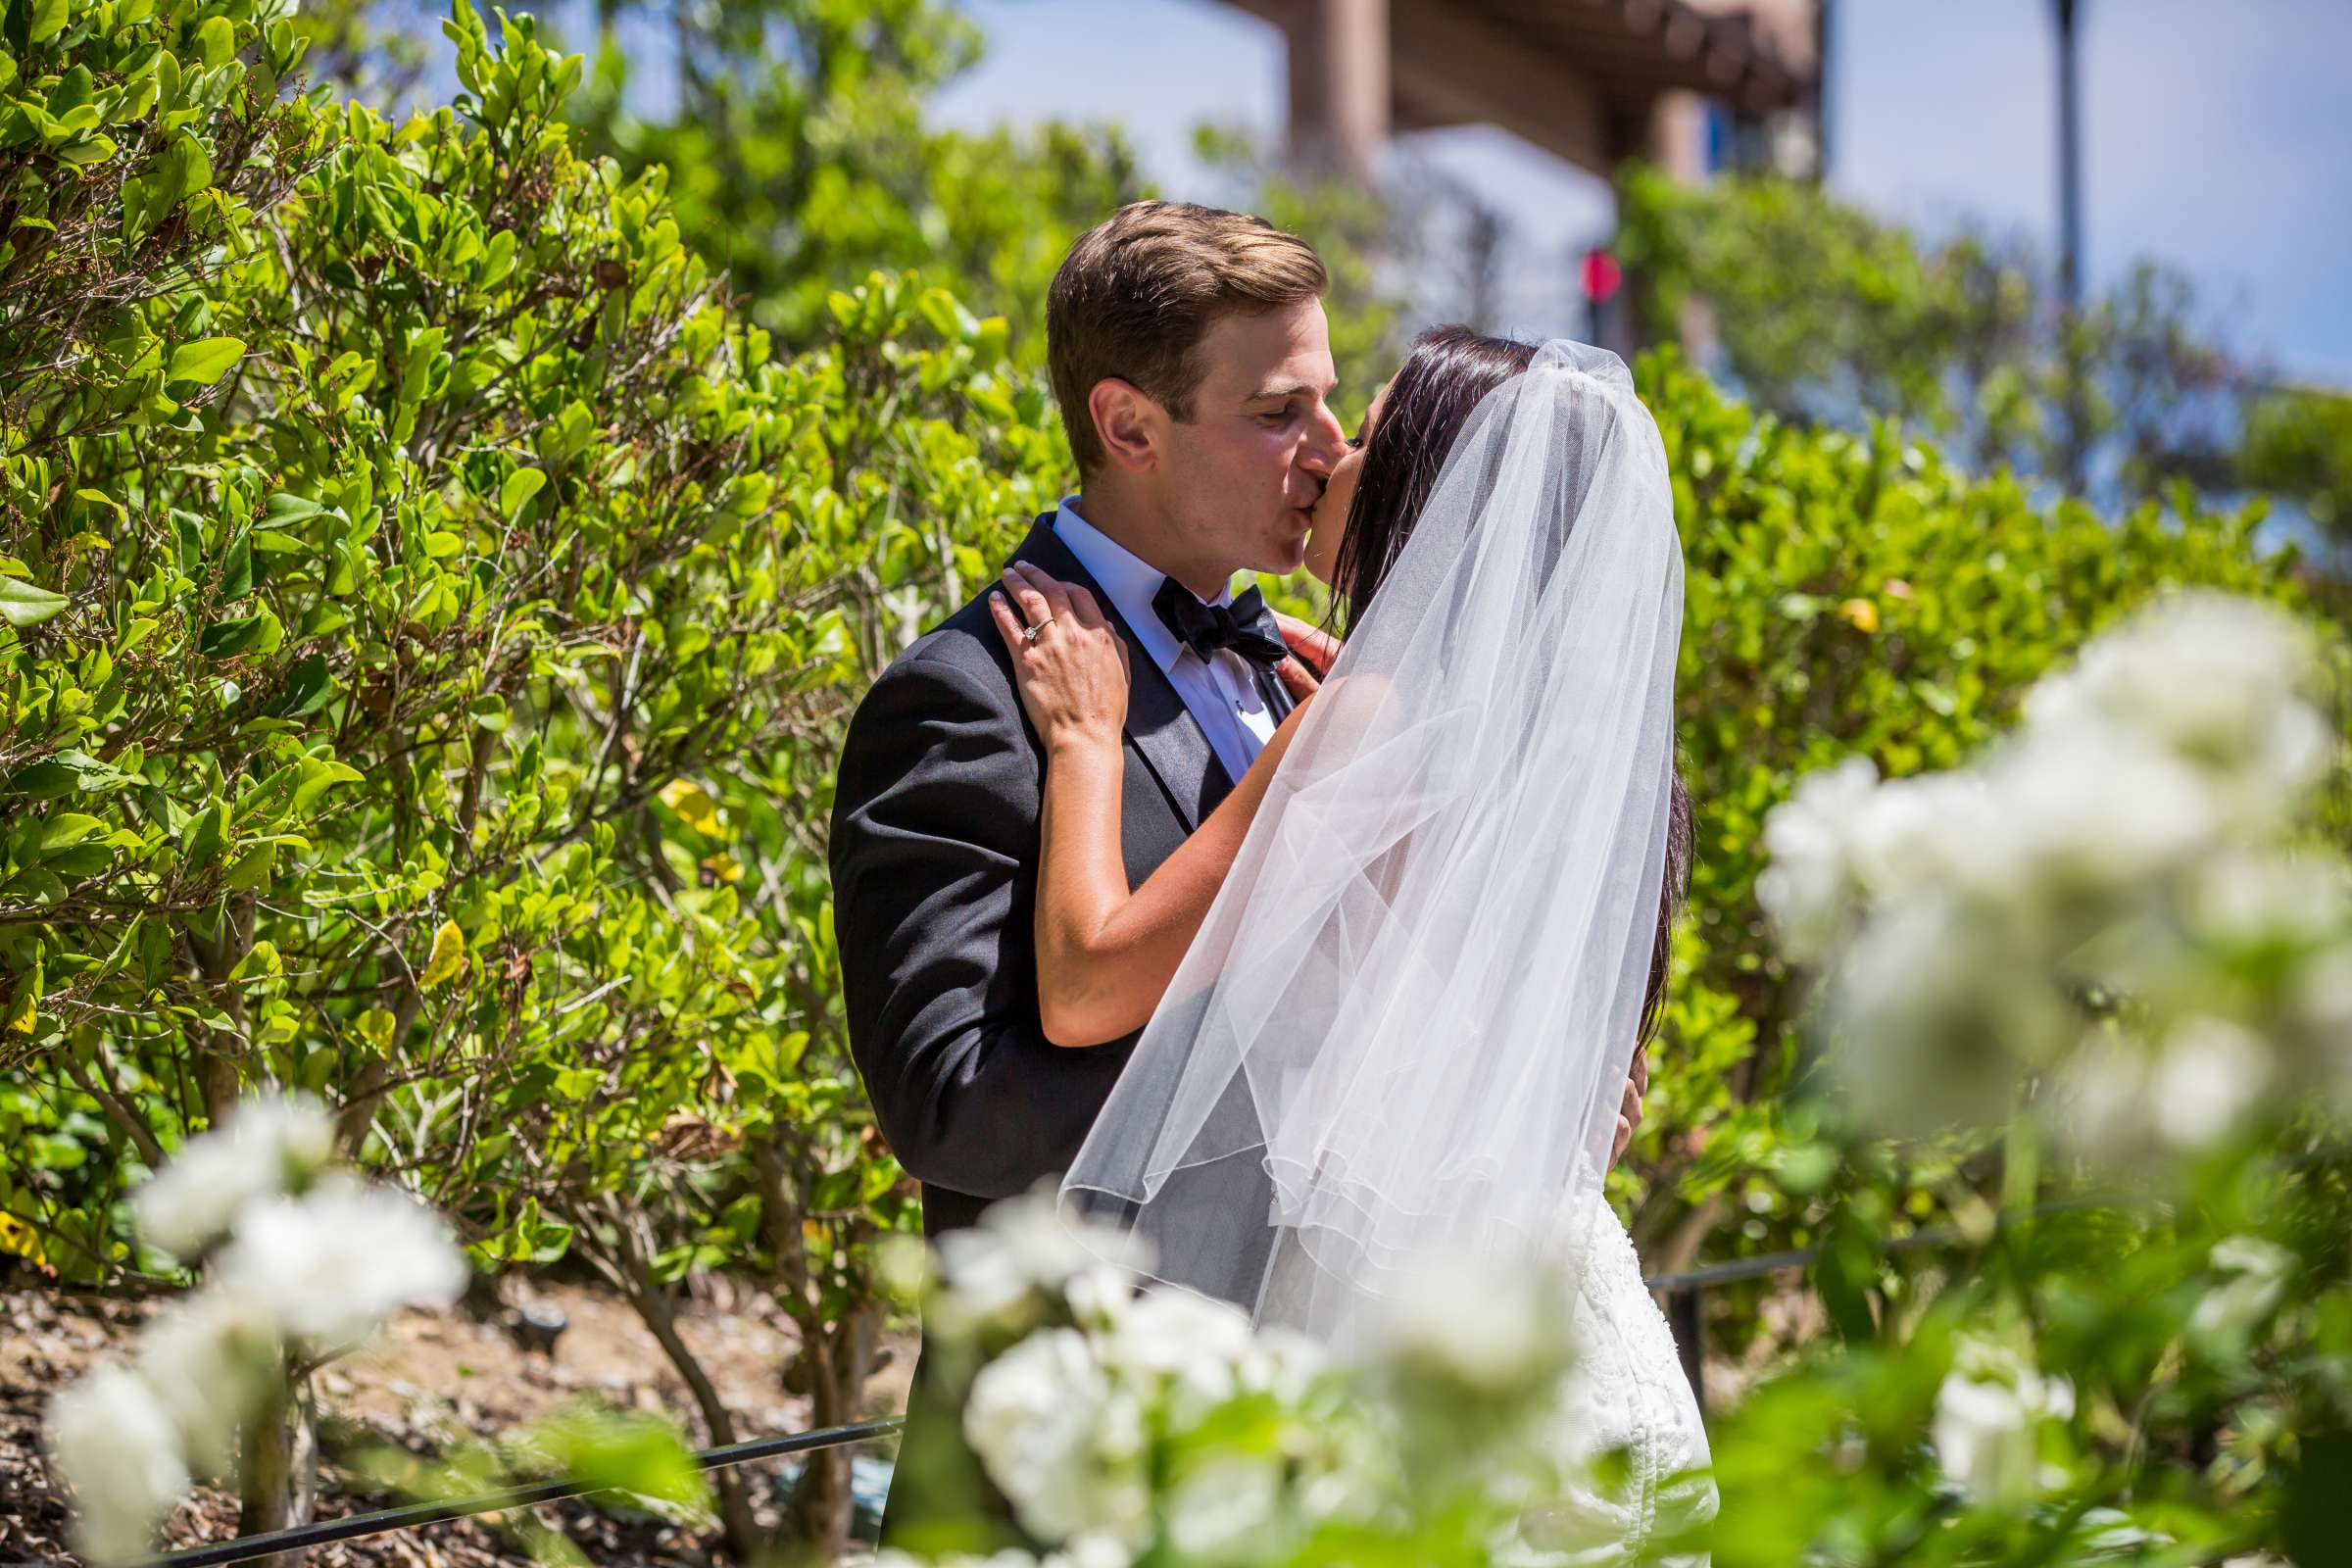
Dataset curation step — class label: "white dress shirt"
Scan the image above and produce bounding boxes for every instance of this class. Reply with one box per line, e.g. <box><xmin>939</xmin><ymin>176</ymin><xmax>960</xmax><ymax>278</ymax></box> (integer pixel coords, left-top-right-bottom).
<box><xmin>1051</xmin><ymin>497</ymin><xmax>1277</xmax><ymax>785</ymax></box>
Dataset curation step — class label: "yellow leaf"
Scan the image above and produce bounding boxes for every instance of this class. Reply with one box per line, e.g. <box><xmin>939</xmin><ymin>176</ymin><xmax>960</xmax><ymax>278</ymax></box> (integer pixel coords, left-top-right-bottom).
<box><xmin>0</xmin><ymin>1213</ymin><xmax>47</xmax><ymax>1268</ymax></box>
<box><xmin>419</xmin><ymin>919</ymin><xmax>466</xmax><ymax>987</ymax></box>
<box><xmin>659</xmin><ymin>777</ymin><xmax>723</xmax><ymax>837</ymax></box>
<box><xmin>358</xmin><ymin>1006</ymin><xmax>397</xmax><ymax>1054</ymax></box>
<box><xmin>701</xmin><ymin>852</ymin><xmax>742</xmax><ymax>885</ymax></box>
<box><xmin>5</xmin><ymin>964</ymin><xmax>38</xmax><ymax>1035</ymax></box>
<box><xmin>1837</xmin><ymin>598</ymin><xmax>1880</xmax><ymax>634</ymax></box>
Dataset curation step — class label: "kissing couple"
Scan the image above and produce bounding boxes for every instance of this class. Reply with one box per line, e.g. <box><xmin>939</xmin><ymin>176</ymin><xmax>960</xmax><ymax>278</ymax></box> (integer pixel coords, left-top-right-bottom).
<box><xmin>830</xmin><ymin>199</ymin><xmax>1713</xmax><ymax>1553</ymax></box>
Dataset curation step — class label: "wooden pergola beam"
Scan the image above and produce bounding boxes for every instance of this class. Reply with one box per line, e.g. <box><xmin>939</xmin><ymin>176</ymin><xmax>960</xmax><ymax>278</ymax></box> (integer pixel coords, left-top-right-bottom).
<box><xmin>1224</xmin><ymin>0</ymin><xmax>1814</xmax><ymax>179</ymax></box>
<box><xmin>1389</xmin><ymin>0</ymin><xmax>1612</xmax><ymax>174</ymax></box>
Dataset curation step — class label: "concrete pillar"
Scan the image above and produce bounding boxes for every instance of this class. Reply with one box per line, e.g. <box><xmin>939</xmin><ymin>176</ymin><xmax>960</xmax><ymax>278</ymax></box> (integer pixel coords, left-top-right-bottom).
<box><xmin>1286</xmin><ymin>0</ymin><xmax>1390</xmax><ymax>178</ymax></box>
<box><xmin>1647</xmin><ymin>89</ymin><xmax>1711</xmax><ymax>182</ymax></box>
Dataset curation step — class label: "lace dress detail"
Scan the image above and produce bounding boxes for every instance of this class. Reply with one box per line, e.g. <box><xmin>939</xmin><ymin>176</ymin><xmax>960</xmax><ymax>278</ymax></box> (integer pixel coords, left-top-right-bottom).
<box><xmin>1498</xmin><ymin>1189</ymin><xmax>1717</xmax><ymax>1567</ymax></box>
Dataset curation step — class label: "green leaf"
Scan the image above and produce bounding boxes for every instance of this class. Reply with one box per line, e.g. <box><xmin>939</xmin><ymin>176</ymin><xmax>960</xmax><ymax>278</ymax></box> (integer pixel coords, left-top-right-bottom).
<box><xmin>553</xmin><ymin>1067</ymin><xmax>602</xmax><ymax>1101</ymax></box>
<box><xmin>26</xmin><ymin>0</ymin><xmax>68</xmax><ymax>44</ymax></box>
<box><xmin>357</xmin><ymin>1007</ymin><xmax>398</xmax><ymax>1055</ymax></box>
<box><xmin>263</xmin><ymin>493</ymin><xmax>329</xmax><ymax>528</ymax></box>
<box><xmin>6</xmin><ymin>752</ymin><xmax>126</xmax><ymax>800</ymax></box>
<box><xmin>264</xmin><ymin>653</ymin><xmax>333</xmax><ymax>719</ymax></box>
<box><xmin>500</xmin><ymin>467</ymin><xmax>546</xmax><ymax>520</ymax></box>
<box><xmin>199</xmin><ymin>612</ymin><xmax>265</xmax><ymax>659</ymax></box>
<box><xmin>467</xmin><ymin>693</ymin><xmax>509</xmax><ymax>733</ymax></box>
<box><xmin>167</xmin><ymin>337</ymin><xmax>246</xmax><ymax>387</ymax></box>
<box><xmin>193</xmin><ymin>14</ymin><xmax>235</xmax><ymax>68</ymax></box>
<box><xmin>221</xmin><ymin>843</ymin><xmax>275</xmax><ymax>891</ymax></box>
<box><xmin>219</xmin><ymin>528</ymin><xmax>253</xmax><ymax>602</ymax></box>
<box><xmin>1</xmin><ymin>867</ymin><xmax>68</xmax><ymax>906</ymax></box>
<box><xmin>183</xmin><ymin>801</ymin><xmax>226</xmax><ymax>873</ymax></box>
<box><xmin>0</xmin><ymin>577</ymin><xmax>69</xmax><ymax>629</ymax></box>
<box><xmin>47</xmin><ymin>63</ymin><xmax>93</xmax><ymax>118</ymax></box>
<box><xmin>42</xmin><ymin>845</ymin><xmax>114</xmax><ymax>879</ymax></box>
<box><xmin>39</xmin><ymin>814</ymin><xmax>104</xmax><ymax>852</ymax></box>
<box><xmin>528</xmin><ymin>1410</ymin><xmax>709</xmax><ymax>1512</ymax></box>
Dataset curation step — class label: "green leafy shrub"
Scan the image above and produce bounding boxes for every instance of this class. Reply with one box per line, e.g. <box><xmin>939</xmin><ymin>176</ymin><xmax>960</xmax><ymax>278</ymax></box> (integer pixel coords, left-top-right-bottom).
<box><xmin>1</xmin><ymin>0</ymin><xmax>1065</xmax><ymax>1553</ymax></box>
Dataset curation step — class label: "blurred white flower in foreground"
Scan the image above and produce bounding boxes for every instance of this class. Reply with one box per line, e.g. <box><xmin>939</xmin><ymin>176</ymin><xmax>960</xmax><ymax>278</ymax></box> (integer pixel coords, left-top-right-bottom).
<box><xmin>927</xmin><ymin>1186</ymin><xmax>1637</xmax><ymax>1567</ymax></box>
<box><xmin>215</xmin><ymin>1170</ymin><xmax>467</xmax><ymax>1347</ymax></box>
<box><xmin>873</xmin><ymin>1539</ymin><xmax>1130</xmax><ymax>1568</ymax></box>
<box><xmin>964</xmin><ymin>1326</ymin><xmax>1150</xmax><ymax>1545</ymax></box>
<box><xmin>133</xmin><ymin>1288</ymin><xmax>283</xmax><ymax>1479</ymax></box>
<box><xmin>1164</xmin><ymin>1453</ymin><xmax>1285</xmax><ymax>1559</ymax></box>
<box><xmin>1932</xmin><ymin>1337</ymin><xmax>2075</xmax><ymax>1504</ymax></box>
<box><xmin>1373</xmin><ymin>1246</ymin><xmax>1576</xmax><ymax>1397</ymax></box>
<box><xmin>47</xmin><ymin>1093</ymin><xmax>469</xmax><ymax>1566</ymax></box>
<box><xmin>2059</xmin><ymin>1015</ymin><xmax>2277</xmax><ymax>1164</ymax></box>
<box><xmin>1761</xmin><ymin>592</ymin><xmax>2348</xmax><ymax>1154</ymax></box>
<box><xmin>45</xmin><ymin>1365</ymin><xmax>191</xmax><ymax>1568</ymax></box>
<box><xmin>1757</xmin><ymin>755</ymin><xmax>1881</xmax><ymax>962</ymax></box>
<box><xmin>2189</xmin><ymin>1235</ymin><xmax>2294</xmax><ymax>1343</ymax></box>
<box><xmin>2025</xmin><ymin>592</ymin><xmax>2327</xmax><ymax>820</ymax></box>
<box><xmin>131</xmin><ymin>1093</ymin><xmax>336</xmax><ymax>1261</ymax></box>
<box><xmin>931</xmin><ymin>1186</ymin><xmax>1152</xmax><ymax>1340</ymax></box>
<box><xmin>1099</xmin><ymin>1284</ymin><xmax>1258</xmax><ymax>1419</ymax></box>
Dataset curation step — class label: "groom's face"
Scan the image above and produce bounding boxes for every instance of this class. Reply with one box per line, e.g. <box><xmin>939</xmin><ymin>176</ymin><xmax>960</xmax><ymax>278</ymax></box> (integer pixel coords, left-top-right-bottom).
<box><xmin>1161</xmin><ymin>298</ymin><xmax>1347</xmax><ymax>580</ymax></box>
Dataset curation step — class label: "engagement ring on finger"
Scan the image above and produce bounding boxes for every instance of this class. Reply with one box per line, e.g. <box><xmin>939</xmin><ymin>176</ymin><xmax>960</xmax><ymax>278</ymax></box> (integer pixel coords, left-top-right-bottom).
<box><xmin>1022</xmin><ymin>616</ymin><xmax>1054</xmax><ymax>644</ymax></box>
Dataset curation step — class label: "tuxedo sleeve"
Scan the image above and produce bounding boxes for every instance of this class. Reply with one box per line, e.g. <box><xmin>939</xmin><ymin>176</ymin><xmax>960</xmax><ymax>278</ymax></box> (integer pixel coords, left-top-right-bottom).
<box><xmin>829</xmin><ymin>650</ymin><xmax>1125</xmax><ymax>1201</ymax></box>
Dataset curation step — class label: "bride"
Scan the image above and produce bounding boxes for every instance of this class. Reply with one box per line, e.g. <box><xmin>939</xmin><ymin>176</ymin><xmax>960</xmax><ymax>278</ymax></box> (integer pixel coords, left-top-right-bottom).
<box><xmin>986</xmin><ymin>328</ymin><xmax>1714</xmax><ymax>1560</ymax></box>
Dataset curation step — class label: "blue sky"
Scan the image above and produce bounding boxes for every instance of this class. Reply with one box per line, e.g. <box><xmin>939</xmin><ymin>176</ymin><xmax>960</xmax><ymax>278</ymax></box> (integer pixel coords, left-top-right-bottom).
<box><xmin>928</xmin><ymin>0</ymin><xmax>2352</xmax><ymax>388</ymax></box>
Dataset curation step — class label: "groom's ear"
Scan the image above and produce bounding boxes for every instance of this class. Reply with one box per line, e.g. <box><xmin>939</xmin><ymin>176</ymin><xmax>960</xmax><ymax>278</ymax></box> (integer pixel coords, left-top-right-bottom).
<box><xmin>1087</xmin><ymin>377</ymin><xmax>1166</xmax><ymax>474</ymax></box>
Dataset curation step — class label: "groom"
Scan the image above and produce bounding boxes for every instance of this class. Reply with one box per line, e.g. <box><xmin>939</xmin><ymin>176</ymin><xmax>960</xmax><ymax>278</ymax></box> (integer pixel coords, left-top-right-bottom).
<box><xmin>829</xmin><ymin>202</ymin><xmax>1647</xmax><ymax>1543</ymax></box>
<box><xmin>830</xmin><ymin>199</ymin><xmax>1343</xmax><ymax>1542</ymax></box>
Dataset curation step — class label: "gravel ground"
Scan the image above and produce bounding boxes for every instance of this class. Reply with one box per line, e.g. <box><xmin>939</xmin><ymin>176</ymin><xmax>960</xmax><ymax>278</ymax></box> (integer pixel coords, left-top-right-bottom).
<box><xmin>0</xmin><ymin>1271</ymin><xmax>912</xmax><ymax>1568</ymax></box>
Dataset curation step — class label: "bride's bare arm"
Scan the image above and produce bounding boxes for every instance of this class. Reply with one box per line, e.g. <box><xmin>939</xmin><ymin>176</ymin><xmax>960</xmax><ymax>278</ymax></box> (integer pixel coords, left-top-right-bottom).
<box><xmin>991</xmin><ymin>563</ymin><xmax>1315</xmax><ymax>1048</ymax></box>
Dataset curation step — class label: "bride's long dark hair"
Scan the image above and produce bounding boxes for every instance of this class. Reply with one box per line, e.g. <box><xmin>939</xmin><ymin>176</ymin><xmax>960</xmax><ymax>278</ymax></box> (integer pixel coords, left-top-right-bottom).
<box><xmin>1333</xmin><ymin>324</ymin><xmax>1695</xmax><ymax>1050</ymax></box>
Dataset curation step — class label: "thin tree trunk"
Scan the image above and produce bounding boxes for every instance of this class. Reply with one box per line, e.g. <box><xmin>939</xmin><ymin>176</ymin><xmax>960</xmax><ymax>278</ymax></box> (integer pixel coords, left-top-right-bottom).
<box><xmin>239</xmin><ymin>1361</ymin><xmax>318</xmax><ymax>1568</ymax></box>
<box><xmin>625</xmin><ymin>1270</ymin><xmax>767</xmax><ymax>1562</ymax></box>
<box><xmin>782</xmin><ymin>1302</ymin><xmax>875</xmax><ymax>1552</ymax></box>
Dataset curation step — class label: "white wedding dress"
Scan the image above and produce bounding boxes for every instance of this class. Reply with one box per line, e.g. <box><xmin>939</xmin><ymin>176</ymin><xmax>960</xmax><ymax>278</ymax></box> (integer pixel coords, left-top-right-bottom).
<box><xmin>1063</xmin><ymin>342</ymin><xmax>1713</xmax><ymax>1560</ymax></box>
<box><xmin>1500</xmin><ymin>1189</ymin><xmax>1715</xmax><ymax>1566</ymax></box>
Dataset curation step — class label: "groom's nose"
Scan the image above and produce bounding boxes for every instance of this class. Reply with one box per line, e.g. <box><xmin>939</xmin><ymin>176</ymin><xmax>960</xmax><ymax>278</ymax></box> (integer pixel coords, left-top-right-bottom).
<box><xmin>1296</xmin><ymin>399</ymin><xmax>1348</xmax><ymax>479</ymax></box>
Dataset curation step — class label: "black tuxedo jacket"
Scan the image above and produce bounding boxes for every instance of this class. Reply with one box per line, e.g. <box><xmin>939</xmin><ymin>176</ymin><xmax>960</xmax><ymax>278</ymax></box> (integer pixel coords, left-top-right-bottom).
<box><xmin>829</xmin><ymin>514</ymin><xmax>1294</xmax><ymax>1544</ymax></box>
<box><xmin>831</xmin><ymin>514</ymin><xmax>1294</xmax><ymax>1236</ymax></box>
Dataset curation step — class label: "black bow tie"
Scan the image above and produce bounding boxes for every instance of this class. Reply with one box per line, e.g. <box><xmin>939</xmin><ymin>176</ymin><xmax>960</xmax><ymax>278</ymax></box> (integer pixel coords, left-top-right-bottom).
<box><xmin>1152</xmin><ymin>577</ymin><xmax>1288</xmax><ymax>669</ymax></box>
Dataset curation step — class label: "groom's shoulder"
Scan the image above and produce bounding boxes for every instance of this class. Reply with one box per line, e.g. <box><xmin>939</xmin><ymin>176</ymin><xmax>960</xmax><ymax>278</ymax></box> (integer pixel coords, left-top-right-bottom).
<box><xmin>863</xmin><ymin>517</ymin><xmax>1062</xmax><ymax>706</ymax></box>
<box><xmin>851</xmin><ymin>584</ymin><xmax>1022</xmax><ymax>732</ymax></box>
<box><xmin>893</xmin><ymin>589</ymin><xmax>1017</xmax><ymax>691</ymax></box>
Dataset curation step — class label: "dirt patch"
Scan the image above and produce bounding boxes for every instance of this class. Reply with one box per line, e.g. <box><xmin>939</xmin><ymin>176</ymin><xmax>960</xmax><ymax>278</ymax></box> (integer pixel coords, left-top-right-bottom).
<box><xmin>1</xmin><ymin>1274</ymin><xmax>913</xmax><ymax>1567</ymax></box>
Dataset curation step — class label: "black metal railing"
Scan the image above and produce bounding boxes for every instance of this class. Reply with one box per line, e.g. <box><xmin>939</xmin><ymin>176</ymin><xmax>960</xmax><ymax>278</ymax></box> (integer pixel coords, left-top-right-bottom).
<box><xmin>150</xmin><ymin>1418</ymin><xmax>906</xmax><ymax>1568</ymax></box>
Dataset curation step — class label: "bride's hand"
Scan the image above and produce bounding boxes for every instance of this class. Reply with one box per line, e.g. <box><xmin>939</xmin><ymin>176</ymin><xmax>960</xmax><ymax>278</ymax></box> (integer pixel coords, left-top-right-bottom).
<box><xmin>1273</xmin><ymin>609</ymin><xmax>1341</xmax><ymax>687</ymax></box>
<box><xmin>990</xmin><ymin>562</ymin><xmax>1130</xmax><ymax>751</ymax></box>
<box><xmin>1273</xmin><ymin>609</ymin><xmax>1341</xmax><ymax>673</ymax></box>
<box><xmin>1609</xmin><ymin>1046</ymin><xmax>1648</xmax><ymax>1169</ymax></box>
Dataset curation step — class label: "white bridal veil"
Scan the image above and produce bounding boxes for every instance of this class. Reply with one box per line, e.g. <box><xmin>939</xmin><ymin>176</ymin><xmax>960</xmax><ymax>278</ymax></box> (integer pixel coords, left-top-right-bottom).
<box><xmin>1060</xmin><ymin>340</ymin><xmax>1686</xmax><ymax>1351</ymax></box>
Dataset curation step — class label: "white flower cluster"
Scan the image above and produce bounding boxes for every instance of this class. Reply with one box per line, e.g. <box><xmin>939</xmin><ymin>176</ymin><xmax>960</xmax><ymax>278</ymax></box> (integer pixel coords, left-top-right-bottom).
<box><xmin>46</xmin><ymin>1093</ymin><xmax>467</xmax><ymax>1567</ymax></box>
<box><xmin>1759</xmin><ymin>592</ymin><xmax>2349</xmax><ymax>1152</ymax></box>
<box><xmin>1932</xmin><ymin>1334</ymin><xmax>2077</xmax><ymax>1503</ymax></box>
<box><xmin>925</xmin><ymin>1186</ymin><xmax>1153</xmax><ymax>1344</ymax></box>
<box><xmin>932</xmin><ymin>1193</ymin><xmax>1336</xmax><ymax>1562</ymax></box>
<box><xmin>918</xmin><ymin>1192</ymin><xmax>1599</xmax><ymax>1567</ymax></box>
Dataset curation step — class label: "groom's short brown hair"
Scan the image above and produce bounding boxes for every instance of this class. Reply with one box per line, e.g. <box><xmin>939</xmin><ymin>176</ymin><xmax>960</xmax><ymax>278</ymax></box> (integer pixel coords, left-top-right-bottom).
<box><xmin>1048</xmin><ymin>201</ymin><xmax>1328</xmax><ymax>476</ymax></box>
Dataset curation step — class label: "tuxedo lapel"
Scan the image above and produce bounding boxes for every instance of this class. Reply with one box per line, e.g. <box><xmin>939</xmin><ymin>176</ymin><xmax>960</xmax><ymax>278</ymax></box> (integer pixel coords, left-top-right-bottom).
<box><xmin>1008</xmin><ymin>518</ymin><xmax>1234</xmax><ymax>831</ymax></box>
